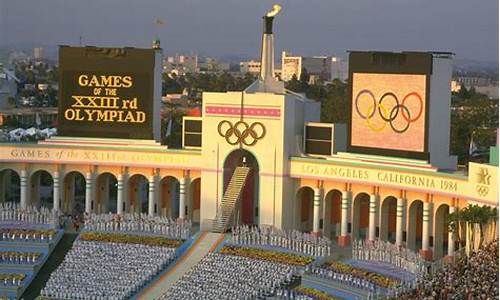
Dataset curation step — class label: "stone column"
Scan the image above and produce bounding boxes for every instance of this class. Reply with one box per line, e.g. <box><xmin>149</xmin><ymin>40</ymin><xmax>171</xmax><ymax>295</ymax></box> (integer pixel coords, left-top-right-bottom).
<box><xmin>117</xmin><ymin>174</ymin><xmax>124</xmax><ymax>215</ymax></box>
<box><xmin>53</xmin><ymin>171</ymin><xmax>60</xmax><ymax>212</ymax></box>
<box><xmin>178</xmin><ymin>177</ymin><xmax>188</xmax><ymax>219</ymax></box>
<box><xmin>420</xmin><ymin>202</ymin><xmax>433</xmax><ymax>260</ymax></box>
<box><xmin>20</xmin><ymin>170</ymin><xmax>28</xmax><ymax>209</ymax></box>
<box><xmin>30</xmin><ymin>172</ymin><xmax>40</xmax><ymax>207</ymax></box>
<box><xmin>396</xmin><ymin>197</ymin><xmax>406</xmax><ymax>247</ymax></box>
<box><xmin>85</xmin><ymin>172</ymin><xmax>94</xmax><ymax>214</ymax></box>
<box><xmin>0</xmin><ymin>171</ymin><xmax>7</xmax><ymax>203</ymax></box>
<box><xmin>148</xmin><ymin>175</ymin><xmax>157</xmax><ymax>217</ymax></box>
<box><xmin>447</xmin><ymin>206</ymin><xmax>457</xmax><ymax>258</ymax></box>
<box><xmin>368</xmin><ymin>194</ymin><xmax>378</xmax><ymax>241</ymax></box>
<box><xmin>64</xmin><ymin>174</ymin><xmax>75</xmax><ymax>213</ymax></box>
<box><xmin>339</xmin><ymin>190</ymin><xmax>351</xmax><ymax>247</ymax></box>
<box><xmin>312</xmin><ymin>188</ymin><xmax>322</xmax><ymax>236</ymax></box>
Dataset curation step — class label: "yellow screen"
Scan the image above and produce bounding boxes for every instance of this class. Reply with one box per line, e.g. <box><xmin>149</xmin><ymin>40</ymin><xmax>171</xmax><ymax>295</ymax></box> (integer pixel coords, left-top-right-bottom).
<box><xmin>351</xmin><ymin>73</ymin><xmax>427</xmax><ymax>152</ymax></box>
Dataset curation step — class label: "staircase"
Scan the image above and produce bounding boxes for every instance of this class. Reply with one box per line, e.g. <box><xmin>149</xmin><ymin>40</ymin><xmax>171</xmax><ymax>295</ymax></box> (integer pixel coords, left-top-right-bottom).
<box><xmin>212</xmin><ymin>166</ymin><xmax>250</xmax><ymax>233</ymax></box>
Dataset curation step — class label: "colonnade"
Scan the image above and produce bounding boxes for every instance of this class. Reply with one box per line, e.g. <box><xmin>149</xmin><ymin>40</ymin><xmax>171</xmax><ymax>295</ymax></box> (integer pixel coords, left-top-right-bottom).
<box><xmin>0</xmin><ymin>168</ymin><xmax>201</xmax><ymax>222</ymax></box>
<box><xmin>297</xmin><ymin>186</ymin><xmax>458</xmax><ymax>260</ymax></box>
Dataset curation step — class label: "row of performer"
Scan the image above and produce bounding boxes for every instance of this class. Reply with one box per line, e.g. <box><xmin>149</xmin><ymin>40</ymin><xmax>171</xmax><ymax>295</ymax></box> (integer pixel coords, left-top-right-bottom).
<box><xmin>352</xmin><ymin>239</ymin><xmax>429</xmax><ymax>277</ymax></box>
<box><xmin>230</xmin><ymin>225</ymin><xmax>332</xmax><ymax>257</ymax></box>
<box><xmin>83</xmin><ymin>212</ymin><xmax>192</xmax><ymax>240</ymax></box>
<box><xmin>0</xmin><ymin>203</ymin><xmax>59</xmax><ymax>227</ymax></box>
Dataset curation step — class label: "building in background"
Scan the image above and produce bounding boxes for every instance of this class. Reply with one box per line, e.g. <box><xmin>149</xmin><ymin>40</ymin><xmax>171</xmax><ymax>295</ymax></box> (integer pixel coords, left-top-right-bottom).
<box><xmin>281</xmin><ymin>51</ymin><xmax>345</xmax><ymax>82</ymax></box>
<box><xmin>456</xmin><ymin>76</ymin><xmax>492</xmax><ymax>87</ymax></box>
<box><xmin>451</xmin><ymin>80</ymin><xmax>461</xmax><ymax>92</ymax></box>
<box><xmin>33</xmin><ymin>47</ymin><xmax>44</xmax><ymax>60</ymax></box>
<box><xmin>239</xmin><ymin>60</ymin><xmax>261</xmax><ymax>75</ymax></box>
<box><xmin>281</xmin><ymin>52</ymin><xmax>302</xmax><ymax>81</ymax></box>
<box><xmin>330</xmin><ymin>57</ymin><xmax>348</xmax><ymax>82</ymax></box>
<box><xmin>164</xmin><ymin>54</ymin><xmax>198</xmax><ymax>75</ymax></box>
<box><xmin>452</xmin><ymin>76</ymin><xmax>499</xmax><ymax>99</ymax></box>
<box><xmin>198</xmin><ymin>57</ymin><xmax>230</xmax><ymax>73</ymax></box>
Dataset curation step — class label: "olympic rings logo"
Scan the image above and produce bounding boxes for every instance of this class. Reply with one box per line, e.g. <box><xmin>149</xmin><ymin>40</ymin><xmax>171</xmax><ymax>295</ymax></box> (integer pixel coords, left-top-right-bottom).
<box><xmin>217</xmin><ymin>120</ymin><xmax>266</xmax><ymax>146</ymax></box>
<box><xmin>354</xmin><ymin>89</ymin><xmax>424</xmax><ymax>134</ymax></box>
<box><xmin>476</xmin><ymin>185</ymin><xmax>489</xmax><ymax>197</ymax></box>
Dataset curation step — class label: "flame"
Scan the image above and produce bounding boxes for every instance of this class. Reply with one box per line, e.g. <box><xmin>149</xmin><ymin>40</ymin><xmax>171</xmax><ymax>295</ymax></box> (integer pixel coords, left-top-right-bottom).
<box><xmin>266</xmin><ymin>4</ymin><xmax>282</xmax><ymax>17</ymax></box>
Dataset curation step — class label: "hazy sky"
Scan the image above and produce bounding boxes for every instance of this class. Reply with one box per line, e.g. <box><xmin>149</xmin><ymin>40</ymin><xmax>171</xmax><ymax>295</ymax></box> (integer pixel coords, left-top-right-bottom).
<box><xmin>0</xmin><ymin>0</ymin><xmax>498</xmax><ymax>61</ymax></box>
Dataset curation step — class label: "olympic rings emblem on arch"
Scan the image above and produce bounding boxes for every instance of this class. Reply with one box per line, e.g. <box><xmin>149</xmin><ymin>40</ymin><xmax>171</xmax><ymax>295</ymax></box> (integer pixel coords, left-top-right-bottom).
<box><xmin>217</xmin><ymin>120</ymin><xmax>266</xmax><ymax>146</ymax></box>
<box><xmin>354</xmin><ymin>89</ymin><xmax>424</xmax><ymax>134</ymax></box>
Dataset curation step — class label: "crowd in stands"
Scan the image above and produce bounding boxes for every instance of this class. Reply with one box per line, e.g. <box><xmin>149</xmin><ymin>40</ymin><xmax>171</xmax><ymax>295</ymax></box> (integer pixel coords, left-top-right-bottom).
<box><xmin>161</xmin><ymin>252</ymin><xmax>299</xmax><ymax>300</ymax></box>
<box><xmin>0</xmin><ymin>203</ymin><xmax>58</xmax><ymax>226</ymax></box>
<box><xmin>84</xmin><ymin>213</ymin><xmax>192</xmax><ymax>240</ymax></box>
<box><xmin>390</xmin><ymin>240</ymin><xmax>498</xmax><ymax>300</ymax></box>
<box><xmin>352</xmin><ymin>239</ymin><xmax>428</xmax><ymax>276</ymax></box>
<box><xmin>231</xmin><ymin>225</ymin><xmax>331</xmax><ymax>257</ymax></box>
<box><xmin>40</xmin><ymin>240</ymin><xmax>176</xmax><ymax>300</ymax></box>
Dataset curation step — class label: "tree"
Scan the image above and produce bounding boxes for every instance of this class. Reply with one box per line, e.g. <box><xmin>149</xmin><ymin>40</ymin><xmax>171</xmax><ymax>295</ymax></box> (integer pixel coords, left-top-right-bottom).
<box><xmin>6</xmin><ymin>97</ymin><xmax>16</xmax><ymax>108</ymax></box>
<box><xmin>448</xmin><ymin>204</ymin><xmax>498</xmax><ymax>256</ymax></box>
<box><xmin>299</xmin><ymin>68</ymin><xmax>309</xmax><ymax>85</ymax></box>
<box><xmin>457</xmin><ymin>84</ymin><xmax>470</xmax><ymax>99</ymax></box>
<box><xmin>450</xmin><ymin>96</ymin><xmax>498</xmax><ymax>164</ymax></box>
<box><xmin>285</xmin><ymin>74</ymin><xmax>305</xmax><ymax>93</ymax></box>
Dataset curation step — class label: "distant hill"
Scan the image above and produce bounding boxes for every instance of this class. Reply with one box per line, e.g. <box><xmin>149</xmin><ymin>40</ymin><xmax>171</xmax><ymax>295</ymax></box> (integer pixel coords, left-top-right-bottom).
<box><xmin>453</xmin><ymin>58</ymin><xmax>498</xmax><ymax>77</ymax></box>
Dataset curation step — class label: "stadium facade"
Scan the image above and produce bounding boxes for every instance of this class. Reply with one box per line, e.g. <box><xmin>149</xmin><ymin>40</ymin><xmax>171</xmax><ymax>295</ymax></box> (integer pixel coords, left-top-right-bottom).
<box><xmin>0</xmin><ymin>7</ymin><xmax>497</xmax><ymax>263</ymax></box>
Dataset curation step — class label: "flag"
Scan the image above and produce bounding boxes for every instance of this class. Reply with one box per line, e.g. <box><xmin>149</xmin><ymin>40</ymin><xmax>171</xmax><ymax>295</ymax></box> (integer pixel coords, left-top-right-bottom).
<box><xmin>469</xmin><ymin>135</ymin><xmax>478</xmax><ymax>157</ymax></box>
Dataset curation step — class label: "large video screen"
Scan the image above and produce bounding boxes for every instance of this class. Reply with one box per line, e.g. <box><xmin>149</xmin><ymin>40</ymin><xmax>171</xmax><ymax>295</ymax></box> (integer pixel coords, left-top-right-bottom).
<box><xmin>58</xmin><ymin>47</ymin><xmax>155</xmax><ymax>139</ymax></box>
<box><xmin>351</xmin><ymin>73</ymin><xmax>427</xmax><ymax>153</ymax></box>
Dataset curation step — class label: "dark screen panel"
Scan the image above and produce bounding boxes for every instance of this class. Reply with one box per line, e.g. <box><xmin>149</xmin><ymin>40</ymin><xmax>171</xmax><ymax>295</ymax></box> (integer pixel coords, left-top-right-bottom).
<box><xmin>306</xmin><ymin>126</ymin><xmax>332</xmax><ymax>141</ymax></box>
<box><xmin>185</xmin><ymin>120</ymin><xmax>202</xmax><ymax>133</ymax></box>
<box><xmin>305</xmin><ymin>140</ymin><xmax>332</xmax><ymax>156</ymax></box>
<box><xmin>184</xmin><ymin>133</ymin><xmax>201</xmax><ymax>147</ymax></box>
<box><xmin>58</xmin><ymin>46</ymin><xmax>155</xmax><ymax>139</ymax></box>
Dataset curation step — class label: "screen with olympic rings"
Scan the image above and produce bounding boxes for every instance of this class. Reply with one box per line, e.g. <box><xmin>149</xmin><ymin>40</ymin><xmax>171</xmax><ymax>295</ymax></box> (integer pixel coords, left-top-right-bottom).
<box><xmin>350</xmin><ymin>72</ymin><xmax>427</xmax><ymax>153</ymax></box>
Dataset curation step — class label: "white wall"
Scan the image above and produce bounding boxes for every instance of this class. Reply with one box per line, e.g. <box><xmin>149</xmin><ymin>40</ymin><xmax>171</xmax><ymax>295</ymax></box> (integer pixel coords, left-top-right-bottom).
<box><xmin>428</xmin><ymin>56</ymin><xmax>457</xmax><ymax>170</ymax></box>
<box><xmin>153</xmin><ymin>50</ymin><xmax>163</xmax><ymax>142</ymax></box>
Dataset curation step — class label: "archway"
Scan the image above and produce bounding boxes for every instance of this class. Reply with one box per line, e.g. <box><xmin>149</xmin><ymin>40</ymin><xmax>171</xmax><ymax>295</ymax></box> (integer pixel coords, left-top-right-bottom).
<box><xmin>434</xmin><ymin>204</ymin><xmax>450</xmax><ymax>259</ymax></box>
<box><xmin>223</xmin><ymin>149</ymin><xmax>259</xmax><ymax>225</ymax></box>
<box><xmin>63</xmin><ymin>172</ymin><xmax>86</xmax><ymax>215</ymax></box>
<box><xmin>189</xmin><ymin>178</ymin><xmax>201</xmax><ymax>223</ymax></box>
<box><xmin>159</xmin><ymin>176</ymin><xmax>180</xmax><ymax>218</ymax></box>
<box><xmin>0</xmin><ymin>169</ymin><xmax>20</xmax><ymax>204</ymax></box>
<box><xmin>95</xmin><ymin>173</ymin><xmax>118</xmax><ymax>214</ymax></box>
<box><xmin>407</xmin><ymin>200</ymin><xmax>424</xmax><ymax>251</ymax></box>
<box><xmin>323</xmin><ymin>189</ymin><xmax>342</xmax><ymax>240</ymax></box>
<box><xmin>352</xmin><ymin>193</ymin><xmax>370</xmax><ymax>240</ymax></box>
<box><xmin>380</xmin><ymin>196</ymin><xmax>397</xmax><ymax>243</ymax></box>
<box><xmin>295</xmin><ymin>187</ymin><xmax>314</xmax><ymax>232</ymax></box>
<box><xmin>30</xmin><ymin>170</ymin><xmax>53</xmax><ymax>209</ymax></box>
<box><xmin>128</xmin><ymin>174</ymin><xmax>149</xmax><ymax>214</ymax></box>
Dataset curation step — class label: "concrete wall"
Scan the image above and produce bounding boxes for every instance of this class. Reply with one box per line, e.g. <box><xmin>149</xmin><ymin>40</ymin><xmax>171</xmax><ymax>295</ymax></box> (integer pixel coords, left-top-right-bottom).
<box><xmin>428</xmin><ymin>56</ymin><xmax>457</xmax><ymax>170</ymax></box>
<box><xmin>153</xmin><ymin>50</ymin><xmax>163</xmax><ymax>142</ymax></box>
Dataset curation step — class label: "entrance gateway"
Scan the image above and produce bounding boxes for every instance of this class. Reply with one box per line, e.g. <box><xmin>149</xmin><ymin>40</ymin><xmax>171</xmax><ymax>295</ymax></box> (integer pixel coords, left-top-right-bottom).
<box><xmin>223</xmin><ymin>150</ymin><xmax>259</xmax><ymax>226</ymax></box>
<box><xmin>0</xmin><ymin>5</ymin><xmax>496</xmax><ymax>263</ymax></box>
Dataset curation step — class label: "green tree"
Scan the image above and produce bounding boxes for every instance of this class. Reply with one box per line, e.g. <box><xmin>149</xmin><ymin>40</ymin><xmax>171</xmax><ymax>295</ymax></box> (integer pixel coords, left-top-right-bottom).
<box><xmin>450</xmin><ymin>96</ymin><xmax>498</xmax><ymax>164</ymax></box>
<box><xmin>448</xmin><ymin>204</ymin><xmax>498</xmax><ymax>255</ymax></box>
<box><xmin>457</xmin><ymin>84</ymin><xmax>470</xmax><ymax>99</ymax></box>
<box><xmin>6</xmin><ymin>96</ymin><xmax>16</xmax><ymax>108</ymax></box>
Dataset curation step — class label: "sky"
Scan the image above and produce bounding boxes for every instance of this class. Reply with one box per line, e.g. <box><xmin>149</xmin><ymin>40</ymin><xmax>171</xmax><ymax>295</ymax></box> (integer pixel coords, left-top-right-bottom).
<box><xmin>0</xmin><ymin>0</ymin><xmax>498</xmax><ymax>62</ymax></box>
